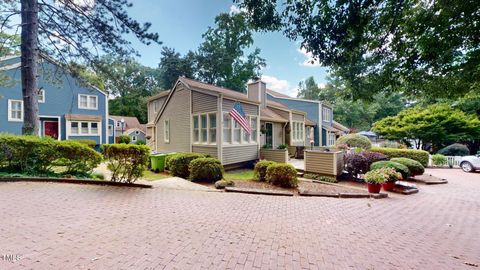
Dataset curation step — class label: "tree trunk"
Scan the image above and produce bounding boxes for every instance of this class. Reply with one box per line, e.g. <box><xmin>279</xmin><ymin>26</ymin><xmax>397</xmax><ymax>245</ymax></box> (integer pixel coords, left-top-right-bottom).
<box><xmin>20</xmin><ymin>0</ymin><xmax>39</xmax><ymax>135</ymax></box>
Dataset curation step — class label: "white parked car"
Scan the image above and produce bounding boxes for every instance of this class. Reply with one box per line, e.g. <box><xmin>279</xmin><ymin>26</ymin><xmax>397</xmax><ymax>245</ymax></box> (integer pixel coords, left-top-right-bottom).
<box><xmin>460</xmin><ymin>155</ymin><xmax>480</xmax><ymax>172</ymax></box>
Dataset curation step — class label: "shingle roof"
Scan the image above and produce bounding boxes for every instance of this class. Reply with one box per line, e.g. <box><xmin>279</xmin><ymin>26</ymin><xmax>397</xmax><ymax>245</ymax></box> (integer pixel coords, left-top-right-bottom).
<box><xmin>147</xmin><ymin>90</ymin><xmax>170</xmax><ymax>101</ymax></box>
<box><xmin>266</xmin><ymin>89</ymin><xmax>292</xmax><ymax>98</ymax></box>
<box><xmin>109</xmin><ymin>115</ymin><xmax>142</xmax><ymax>130</ymax></box>
<box><xmin>260</xmin><ymin>107</ymin><xmax>288</xmax><ymax>123</ymax></box>
<box><xmin>333</xmin><ymin>120</ymin><xmax>350</xmax><ymax>132</ymax></box>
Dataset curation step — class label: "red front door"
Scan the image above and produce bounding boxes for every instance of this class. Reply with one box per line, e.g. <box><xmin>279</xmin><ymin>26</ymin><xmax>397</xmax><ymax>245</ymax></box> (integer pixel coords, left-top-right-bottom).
<box><xmin>44</xmin><ymin>121</ymin><xmax>59</xmax><ymax>139</ymax></box>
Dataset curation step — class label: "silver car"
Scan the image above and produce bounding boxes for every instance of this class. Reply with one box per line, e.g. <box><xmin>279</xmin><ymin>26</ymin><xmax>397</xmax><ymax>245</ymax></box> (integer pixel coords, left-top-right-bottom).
<box><xmin>460</xmin><ymin>154</ymin><xmax>480</xmax><ymax>172</ymax></box>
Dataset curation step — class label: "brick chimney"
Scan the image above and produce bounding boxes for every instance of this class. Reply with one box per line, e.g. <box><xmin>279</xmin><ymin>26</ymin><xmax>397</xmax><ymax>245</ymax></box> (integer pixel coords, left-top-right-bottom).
<box><xmin>247</xmin><ymin>78</ymin><xmax>267</xmax><ymax>108</ymax></box>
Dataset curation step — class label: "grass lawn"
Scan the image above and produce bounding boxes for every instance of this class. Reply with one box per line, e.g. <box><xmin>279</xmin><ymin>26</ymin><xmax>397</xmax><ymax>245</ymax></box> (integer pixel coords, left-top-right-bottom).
<box><xmin>142</xmin><ymin>170</ymin><xmax>171</xmax><ymax>181</ymax></box>
<box><xmin>224</xmin><ymin>169</ymin><xmax>254</xmax><ymax>181</ymax></box>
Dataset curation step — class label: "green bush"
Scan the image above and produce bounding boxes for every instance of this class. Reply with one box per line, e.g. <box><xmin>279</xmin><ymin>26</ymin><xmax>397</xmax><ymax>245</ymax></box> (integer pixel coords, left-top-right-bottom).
<box><xmin>214</xmin><ymin>179</ymin><xmax>234</xmax><ymax>189</ymax></box>
<box><xmin>68</xmin><ymin>139</ymin><xmax>97</xmax><ymax>149</ymax></box>
<box><xmin>254</xmin><ymin>160</ymin><xmax>276</xmax><ymax>181</ymax></box>
<box><xmin>262</xmin><ymin>144</ymin><xmax>272</xmax><ymax>149</ymax></box>
<box><xmin>437</xmin><ymin>143</ymin><xmax>470</xmax><ymax>156</ymax></box>
<box><xmin>303</xmin><ymin>173</ymin><xmax>337</xmax><ymax>183</ymax></box>
<box><xmin>135</xmin><ymin>140</ymin><xmax>146</xmax><ymax>145</ymax></box>
<box><xmin>390</xmin><ymin>157</ymin><xmax>425</xmax><ymax>176</ymax></box>
<box><xmin>0</xmin><ymin>134</ymin><xmax>58</xmax><ymax>174</ymax></box>
<box><xmin>335</xmin><ymin>134</ymin><xmax>372</xmax><ymax>149</ymax></box>
<box><xmin>117</xmin><ymin>135</ymin><xmax>131</xmax><ymax>144</ymax></box>
<box><xmin>371</xmin><ymin>147</ymin><xmax>429</xmax><ymax>167</ymax></box>
<box><xmin>168</xmin><ymin>152</ymin><xmax>207</xmax><ymax>178</ymax></box>
<box><xmin>364</xmin><ymin>169</ymin><xmax>388</xmax><ymax>184</ymax></box>
<box><xmin>277</xmin><ymin>144</ymin><xmax>288</xmax><ymax>150</ymax></box>
<box><xmin>56</xmin><ymin>140</ymin><xmax>103</xmax><ymax>176</ymax></box>
<box><xmin>370</xmin><ymin>161</ymin><xmax>410</xmax><ymax>179</ymax></box>
<box><xmin>266</xmin><ymin>163</ymin><xmax>298</xmax><ymax>188</ymax></box>
<box><xmin>90</xmin><ymin>172</ymin><xmax>105</xmax><ymax>180</ymax></box>
<box><xmin>431</xmin><ymin>154</ymin><xmax>447</xmax><ymax>166</ymax></box>
<box><xmin>189</xmin><ymin>157</ymin><xmax>224</xmax><ymax>182</ymax></box>
<box><xmin>102</xmin><ymin>144</ymin><xmax>150</xmax><ymax>183</ymax></box>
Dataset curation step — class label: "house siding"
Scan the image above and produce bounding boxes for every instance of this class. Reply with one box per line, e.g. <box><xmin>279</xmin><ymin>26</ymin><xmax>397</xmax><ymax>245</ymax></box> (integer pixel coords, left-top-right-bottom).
<box><xmin>222</xmin><ymin>99</ymin><xmax>258</xmax><ymax>115</ymax></box>
<box><xmin>192</xmin><ymin>145</ymin><xmax>218</xmax><ymax>158</ymax></box>
<box><xmin>148</xmin><ymin>95</ymin><xmax>167</xmax><ymax>123</ymax></box>
<box><xmin>292</xmin><ymin>112</ymin><xmax>304</xmax><ymax>122</ymax></box>
<box><xmin>108</xmin><ymin>118</ymin><xmax>115</xmax><ymax>144</ymax></box>
<box><xmin>222</xmin><ymin>145</ymin><xmax>258</xmax><ymax>165</ymax></box>
<box><xmin>127</xmin><ymin>131</ymin><xmax>146</xmax><ymax>143</ymax></box>
<box><xmin>155</xmin><ymin>85</ymin><xmax>191</xmax><ymax>152</ymax></box>
<box><xmin>0</xmin><ymin>57</ymin><xmax>108</xmax><ymax>145</ymax></box>
<box><xmin>192</xmin><ymin>91</ymin><xmax>217</xmax><ymax>113</ymax></box>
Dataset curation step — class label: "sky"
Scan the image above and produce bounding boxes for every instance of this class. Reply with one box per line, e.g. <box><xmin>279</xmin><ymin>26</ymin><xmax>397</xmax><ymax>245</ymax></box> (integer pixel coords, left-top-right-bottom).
<box><xmin>125</xmin><ymin>0</ymin><xmax>329</xmax><ymax>97</ymax></box>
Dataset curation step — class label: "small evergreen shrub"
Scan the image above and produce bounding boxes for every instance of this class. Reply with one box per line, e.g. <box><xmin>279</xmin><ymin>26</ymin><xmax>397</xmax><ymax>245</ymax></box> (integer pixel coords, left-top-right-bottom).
<box><xmin>265</xmin><ymin>163</ymin><xmax>298</xmax><ymax>188</ymax></box>
<box><xmin>56</xmin><ymin>140</ymin><xmax>103</xmax><ymax>176</ymax></box>
<box><xmin>344</xmin><ymin>153</ymin><xmax>368</xmax><ymax>178</ymax></box>
<box><xmin>437</xmin><ymin>143</ymin><xmax>470</xmax><ymax>156</ymax></box>
<box><xmin>370</xmin><ymin>161</ymin><xmax>410</xmax><ymax>179</ymax></box>
<box><xmin>360</xmin><ymin>151</ymin><xmax>388</xmax><ymax>168</ymax></box>
<box><xmin>102</xmin><ymin>144</ymin><xmax>150</xmax><ymax>183</ymax></box>
<box><xmin>135</xmin><ymin>140</ymin><xmax>146</xmax><ymax>145</ymax></box>
<box><xmin>214</xmin><ymin>179</ymin><xmax>234</xmax><ymax>189</ymax></box>
<box><xmin>254</xmin><ymin>160</ymin><xmax>276</xmax><ymax>181</ymax></box>
<box><xmin>168</xmin><ymin>152</ymin><xmax>207</xmax><ymax>178</ymax></box>
<box><xmin>117</xmin><ymin>134</ymin><xmax>131</xmax><ymax>144</ymax></box>
<box><xmin>431</xmin><ymin>154</ymin><xmax>447</xmax><ymax>166</ymax></box>
<box><xmin>189</xmin><ymin>157</ymin><xmax>224</xmax><ymax>182</ymax></box>
<box><xmin>277</xmin><ymin>144</ymin><xmax>288</xmax><ymax>150</ymax></box>
<box><xmin>371</xmin><ymin>147</ymin><xmax>429</xmax><ymax>167</ymax></box>
<box><xmin>335</xmin><ymin>134</ymin><xmax>372</xmax><ymax>149</ymax></box>
<box><xmin>390</xmin><ymin>157</ymin><xmax>425</xmax><ymax>176</ymax></box>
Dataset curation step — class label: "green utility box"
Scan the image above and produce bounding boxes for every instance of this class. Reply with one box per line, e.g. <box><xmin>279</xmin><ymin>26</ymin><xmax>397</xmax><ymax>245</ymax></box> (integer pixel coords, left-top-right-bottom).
<box><xmin>150</xmin><ymin>154</ymin><xmax>167</xmax><ymax>172</ymax></box>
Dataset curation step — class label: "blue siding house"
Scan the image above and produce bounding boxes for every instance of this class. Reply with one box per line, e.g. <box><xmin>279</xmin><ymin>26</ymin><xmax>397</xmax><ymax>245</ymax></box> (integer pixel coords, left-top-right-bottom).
<box><xmin>266</xmin><ymin>89</ymin><xmax>336</xmax><ymax>147</ymax></box>
<box><xmin>0</xmin><ymin>55</ymin><xmax>109</xmax><ymax>145</ymax></box>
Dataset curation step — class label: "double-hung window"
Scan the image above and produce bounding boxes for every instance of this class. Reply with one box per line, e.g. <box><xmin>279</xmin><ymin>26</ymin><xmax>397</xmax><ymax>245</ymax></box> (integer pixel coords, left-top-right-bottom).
<box><xmin>323</xmin><ymin>107</ymin><xmax>331</xmax><ymax>122</ymax></box>
<box><xmin>250</xmin><ymin>116</ymin><xmax>257</xmax><ymax>143</ymax></box>
<box><xmin>8</xmin><ymin>100</ymin><xmax>23</xmax><ymax>122</ymax></box>
<box><xmin>164</xmin><ymin>119</ymin><xmax>170</xmax><ymax>143</ymax></box>
<box><xmin>223</xmin><ymin>113</ymin><xmax>231</xmax><ymax>144</ymax></box>
<box><xmin>192</xmin><ymin>113</ymin><xmax>217</xmax><ymax>145</ymax></box>
<box><xmin>69</xmin><ymin>121</ymin><xmax>100</xmax><ymax>136</ymax></box>
<box><xmin>292</xmin><ymin>122</ymin><xmax>304</xmax><ymax>142</ymax></box>
<box><xmin>78</xmin><ymin>94</ymin><xmax>98</xmax><ymax>110</ymax></box>
<box><xmin>193</xmin><ymin>116</ymin><xmax>200</xmax><ymax>143</ymax></box>
<box><xmin>222</xmin><ymin>113</ymin><xmax>258</xmax><ymax>144</ymax></box>
<box><xmin>209</xmin><ymin>114</ymin><xmax>216</xmax><ymax>143</ymax></box>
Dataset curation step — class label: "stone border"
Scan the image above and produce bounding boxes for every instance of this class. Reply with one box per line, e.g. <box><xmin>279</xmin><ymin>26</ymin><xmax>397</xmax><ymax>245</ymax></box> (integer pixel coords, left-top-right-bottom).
<box><xmin>225</xmin><ymin>187</ymin><xmax>294</xmax><ymax>196</ymax></box>
<box><xmin>0</xmin><ymin>176</ymin><xmax>153</xmax><ymax>188</ymax></box>
<box><xmin>298</xmin><ymin>189</ymin><xmax>388</xmax><ymax>199</ymax></box>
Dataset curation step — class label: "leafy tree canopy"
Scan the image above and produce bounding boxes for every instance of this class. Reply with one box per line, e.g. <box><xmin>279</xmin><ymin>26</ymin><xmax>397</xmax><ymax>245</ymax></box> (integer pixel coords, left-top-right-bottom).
<box><xmin>158</xmin><ymin>47</ymin><xmax>196</xmax><ymax>89</ymax></box>
<box><xmin>235</xmin><ymin>0</ymin><xmax>480</xmax><ymax>100</ymax></box>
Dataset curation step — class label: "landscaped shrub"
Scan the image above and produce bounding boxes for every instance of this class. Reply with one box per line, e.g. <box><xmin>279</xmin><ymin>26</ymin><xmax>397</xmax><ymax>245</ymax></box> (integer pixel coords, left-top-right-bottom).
<box><xmin>102</xmin><ymin>144</ymin><xmax>150</xmax><ymax>183</ymax></box>
<box><xmin>360</xmin><ymin>151</ymin><xmax>388</xmax><ymax>168</ymax></box>
<box><xmin>335</xmin><ymin>134</ymin><xmax>372</xmax><ymax>149</ymax></box>
<box><xmin>437</xmin><ymin>143</ymin><xmax>470</xmax><ymax>156</ymax></box>
<box><xmin>364</xmin><ymin>169</ymin><xmax>388</xmax><ymax>184</ymax></box>
<box><xmin>56</xmin><ymin>140</ymin><xmax>103</xmax><ymax>176</ymax></box>
<box><xmin>117</xmin><ymin>134</ymin><xmax>131</xmax><ymax>144</ymax></box>
<box><xmin>390</xmin><ymin>157</ymin><xmax>425</xmax><ymax>176</ymax></box>
<box><xmin>68</xmin><ymin>139</ymin><xmax>97</xmax><ymax>149</ymax></box>
<box><xmin>262</xmin><ymin>144</ymin><xmax>272</xmax><ymax>149</ymax></box>
<box><xmin>168</xmin><ymin>152</ymin><xmax>207</xmax><ymax>178</ymax></box>
<box><xmin>265</xmin><ymin>163</ymin><xmax>298</xmax><ymax>188</ymax></box>
<box><xmin>431</xmin><ymin>154</ymin><xmax>447</xmax><ymax>166</ymax></box>
<box><xmin>189</xmin><ymin>157</ymin><xmax>224</xmax><ymax>182</ymax></box>
<box><xmin>0</xmin><ymin>134</ymin><xmax>58</xmax><ymax>174</ymax></box>
<box><xmin>277</xmin><ymin>144</ymin><xmax>288</xmax><ymax>150</ymax></box>
<box><xmin>375</xmin><ymin>167</ymin><xmax>402</xmax><ymax>182</ymax></box>
<box><xmin>90</xmin><ymin>172</ymin><xmax>105</xmax><ymax>180</ymax></box>
<box><xmin>371</xmin><ymin>147</ymin><xmax>429</xmax><ymax>167</ymax></box>
<box><xmin>344</xmin><ymin>153</ymin><xmax>368</xmax><ymax>178</ymax></box>
<box><xmin>214</xmin><ymin>179</ymin><xmax>234</xmax><ymax>189</ymax></box>
<box><xmin>254</xmin><ymin>160</ymin><xmax>276</xmax><ymax>181</ymax></box>
<box><xmin>370</xmin><ymin>161</ymin><xmax>410</xmax><ymax>179</ymax></box>
<box><xmin>135</xmin><ymin>140</ymin><xmax>146</xmax><ymax>145</ymax></box>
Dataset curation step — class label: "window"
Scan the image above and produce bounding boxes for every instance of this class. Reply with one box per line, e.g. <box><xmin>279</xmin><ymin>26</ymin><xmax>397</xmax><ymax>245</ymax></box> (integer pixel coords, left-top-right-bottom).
<box><xmin>135</xmin><ymin>130</ymin><xmax>140</xmax><ymax>135</ymax></box>
<box><xmin>69</xmin><ymin>121</ymin><xmax>100</xmax><ymax>136</ymax></box>
<box><xmin>8</xmin><ymin>100</ymin><xmax>23</xmax><ymax>122</ymax></box>
<box><xmin>164</xmin><ymin>119</ymin><xmax>170</xmax><ymax>143</ymax></box>
<box><xmin>328</xmin><ymin>132</ymin><xmax>336</xmax><ymax>146</ymax></box>
<box><xmin>233</xmin><ymin>120</ymin><xmax>241</xmax><ymax>143</ymax></box>
<box><xmin>292</xmin><ymin>121</ymin><xmax>304</xmax><ymax>142</ymax></box>
<box><xmin>193</xmin><ymin>115</ymin><xmax>199</xmax><ymax>143</ymax></box>
<box><xmin>223</xmin><ymin>113</ymin><xmax>231</xmax><ymax>143</ymax></box>
<box><xmin>209</xmin><ymin>114</ymin><xmax>216</xmax><ymax>143</ymax></box>
<box><xmin>323</xmin><ymin>107</ymin><xmax>331</xmax><ymax>122</ymax></box>
<box><xmin>38</xmin><ymin>89</ymin><xmax>45</xmax><ymax>103</ymax></box>
<box><xmin>200</xmin><ymin>115</ymin><xmax>208</xmax><ymax>143</ymax></box>
<box><xmin>153</xmin><ymin>101</ymin><xmax>158</xmax><ymax>113</ymax></box>
<box><xmin>78</xmin><ymin>94</ymin><xmax>98</xmax><ymax>110</ymax></box>
<box><xmin>132</xmin><ymin>135</ymin><xmax>137</xmax><ymax>142</ymax></box>
<box><xmin>108</xmin><ymin>125</ymin><xmax>113</xmax><ymax>136</ymax></box>
<box><xmin>115</xmin><ymin>121</ymin><xmax>121</xmax><ymax>127</ymax></box>
<box><xmin>250</xmin><ymin>116</ymin><xmax>257</xmax><ymax>143</ymax></box>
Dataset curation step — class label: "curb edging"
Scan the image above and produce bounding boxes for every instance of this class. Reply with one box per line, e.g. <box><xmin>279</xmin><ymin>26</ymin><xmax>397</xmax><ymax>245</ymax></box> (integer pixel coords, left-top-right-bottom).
<box><xmin>0</xmin><ymin>177</ymin><xmax>153</xmax><ymax>188</ymax></box>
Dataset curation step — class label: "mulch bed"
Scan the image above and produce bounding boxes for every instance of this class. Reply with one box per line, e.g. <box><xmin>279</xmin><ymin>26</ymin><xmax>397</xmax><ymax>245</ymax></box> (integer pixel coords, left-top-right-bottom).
<box><xmin>298</xmin><ymin>181</ymin><xmax>366</xmax><ymax>195</ymax></box>
<box><xmin>232</xmin><ymin>180</ymin><xmax>297</xmax><ymax>194</ymax></box>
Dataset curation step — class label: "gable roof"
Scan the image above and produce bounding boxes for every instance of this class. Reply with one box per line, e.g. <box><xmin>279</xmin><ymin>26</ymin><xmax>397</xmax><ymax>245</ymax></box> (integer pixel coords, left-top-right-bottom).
<box><xmin>147</xmin><ymin>90</ymin><xmax>170</xmax><ymax>102</ymax></box>
<box><xmin>260</xmin><ymin>107</ymin><xmax>288</xmax><ymax>123</ymax></box>
<box><xmin>267</xmin><ymin>88</ymin><xmax>332</xmax><ymax>108</ymax></box>
<box><xmin>109</xmin><ymin>115</ymin><xmax>142</xmax><ymax>130</ymax></box>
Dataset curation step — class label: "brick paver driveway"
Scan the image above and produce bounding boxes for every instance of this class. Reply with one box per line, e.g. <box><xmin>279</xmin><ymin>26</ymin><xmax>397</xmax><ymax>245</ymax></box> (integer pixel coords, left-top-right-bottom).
<box><xmin>1</xmin><ymin>169</ymin><xmax>479</xmax><ymax>269</ymax></box>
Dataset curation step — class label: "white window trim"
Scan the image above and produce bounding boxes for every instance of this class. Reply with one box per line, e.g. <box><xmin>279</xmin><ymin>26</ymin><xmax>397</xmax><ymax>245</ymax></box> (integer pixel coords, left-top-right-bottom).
<box><xmin>7</xmin><ymin>99</ymin><xmax>24</xmax><ymax>122</ymax></box>
<box><xmin>323</xmin><ymin>107</ymin><xmax>331</xmax><ymax>122</ymax></box>
<box><xmin>327</xmin><ymin>132</ymin><xmax>336</xmax><ymax>146</ymax></box>
<box><xmin>292</xmin><ymin>121</ymin><xmax>305</xmax><ymax>143</ymax></box>
<box><xmin>164</xmin><ymin>119</ymin><xmax>170</xmax><ymax>143</ymax></box>
<box><xmin>67</xmin><ymin>121</ymin><xmax>102</xmax><ymax>136</ymax></box>
<box><xmin>108</xmin><ymin>124</ymin><xmax>114</xmax><ymax>136</ymax></box>
<box><xmin>78</xmin><ymin>94</ymin><xmax>98</xmax><ymax>110</ymax></box>
<box><xmin>132</xmin><ymin>135</ymin><xmax>138</xmax><ymax>142</ymax></box>
<box><xmin>222</xmin><ymin>112</ymin><xmax>258</xmax><ymax>145</ymax></box>
<box><xmin>38</xmin><ymin>89</ymin><xmax>45</xmax><ymax>103</ymax></box>
<box><xmin>192</xmin><ymin>112</ymin><xmax>217</xmax><ymax>145</ymax></box>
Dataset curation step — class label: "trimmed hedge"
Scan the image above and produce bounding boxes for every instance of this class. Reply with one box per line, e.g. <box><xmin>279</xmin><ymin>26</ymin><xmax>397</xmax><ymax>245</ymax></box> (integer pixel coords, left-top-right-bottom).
<box><xmin>390</xmin><ymin>157</ymin><xmax>425</xmax><ymax>176</ymax></box>
<box><xmin>344</xmin><ymin>153</ymin><xmax>368</xmax><ymax>178</ymax></box>
<box><xmin>56</xmin><ymin>140</ymin><xmax>102</xmax><ymax>175</ymax></box>
<box><xmin>371</xmin><ymin>147</ymin><xmax>429</xmax><ymax>167</ymax></box>
<box><xmin>102</xmin><ymin>144</ymin><xmax>150</xmax><ymax>183</ymax></box>
<box><xmin>117</xmin><ymin>134</ymin><xmax>131</xmax><ymax>144</ymax></box>
<box><xmin>360</xmin><ymin>151</ymin><xmax>388</xmax><ymax>168</ymax></box>
<box><xmin>254</xmin><ymin>160</ymin><xmax>276</xmax><ymax>181</ymax></box>
<box><xmin>437</xmin><ymin>143</ymin><xmax>470</xmax><ymax>156</ymax></box>
<box><xmin>335</xmin><ymin>134</ymin><xmax>372</xmax><ymax>149</ymax></box>
<box><xmin>189</xmin><ymin>157</ymin><xmax>224</xmax><ymax>182</ymax></box>
<box><xmin>265</xmin><ymin>163</ymin><xmax>298</xmax><ymax>188</ymax></box>
<box><xmin>68</xmin><ymin>139</ymin><xmax>97</xmax><ymax>149</ymax></box>
<box><xmin>370</xmin><ymin>161</ymin><xmax>410</xmax><ymax>179</ymax></box>
<box><xmin>168</xmin><ymin>152</ymin><xmax>208</xmax><ymax>178</ymax></box>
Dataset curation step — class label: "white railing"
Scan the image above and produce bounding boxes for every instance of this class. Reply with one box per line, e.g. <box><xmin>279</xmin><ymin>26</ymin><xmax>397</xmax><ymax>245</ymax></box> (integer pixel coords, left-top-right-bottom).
<box><xmin>428</xmin><ymin>155</ymin><xmax>462</xmax><ymax>167</ymax></box>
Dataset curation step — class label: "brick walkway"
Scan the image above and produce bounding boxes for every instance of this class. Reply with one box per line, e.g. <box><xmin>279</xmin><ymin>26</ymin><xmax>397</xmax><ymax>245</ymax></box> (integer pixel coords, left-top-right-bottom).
<box><xmin>0</xmin><ymin>169</ymin><xmax>479</xmax><ymax>269</ymax></box>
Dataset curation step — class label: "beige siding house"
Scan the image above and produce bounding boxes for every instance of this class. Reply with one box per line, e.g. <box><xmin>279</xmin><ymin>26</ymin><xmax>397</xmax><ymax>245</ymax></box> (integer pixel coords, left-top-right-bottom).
<box><xmin>147</xmin><ymin>77</ymin><xmax>310</xmax><ymax>166</ymax></box>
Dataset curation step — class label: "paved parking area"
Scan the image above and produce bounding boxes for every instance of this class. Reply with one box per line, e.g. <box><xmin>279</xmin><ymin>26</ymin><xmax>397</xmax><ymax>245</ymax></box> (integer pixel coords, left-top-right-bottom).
<box><xmin>0</xmin><ymin>169</ymin><xmax>479</xmax><ymax>269</ymax></box>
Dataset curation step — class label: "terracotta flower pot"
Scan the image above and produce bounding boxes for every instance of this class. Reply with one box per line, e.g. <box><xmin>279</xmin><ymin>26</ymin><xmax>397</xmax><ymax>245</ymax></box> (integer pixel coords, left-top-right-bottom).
<box><xmin>367</xmin><ymin>183</ymin><xmax>382</xmax><ymax>193</ymax></box>
<box><xmin>381</xmin><ymin>181</ymin><xmax>396</xmax><ymax>191</ymax></box>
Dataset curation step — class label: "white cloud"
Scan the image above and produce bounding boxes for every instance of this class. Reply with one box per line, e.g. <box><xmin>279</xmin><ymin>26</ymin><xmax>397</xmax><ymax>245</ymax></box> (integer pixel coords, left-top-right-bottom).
<box><xmin>297</xmin><ymin>47</ymin><xmax>322</xmax><ymax>67</ymax></box>
<box><xmin>229</xmin><ymin>5</ymin><xmax>245</xmax><ymax>14</ymax></box>
<box><xmin>261</xmin><ymin>75</ymin><xmax>298</xmax><ymax>97</ymax></box>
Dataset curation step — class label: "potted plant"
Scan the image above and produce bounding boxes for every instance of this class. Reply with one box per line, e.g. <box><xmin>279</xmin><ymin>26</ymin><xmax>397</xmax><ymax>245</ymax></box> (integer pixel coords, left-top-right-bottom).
<box><xmin>364</xmin><ymin>169</ymin><xmax>387</xmax><ymax>193</ymax></box>
<box><xmin>376</xmin><ymin>167</ymin><xmax>402</xmax><ymax>191</ymax></box>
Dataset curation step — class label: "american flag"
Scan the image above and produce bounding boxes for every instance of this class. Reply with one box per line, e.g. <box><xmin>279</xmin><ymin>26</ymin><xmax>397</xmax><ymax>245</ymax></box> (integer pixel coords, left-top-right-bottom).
<box><xmin>229</xmin><ymin>101</ymin><xmax>251</xmax><ymax>134</ymax></box>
